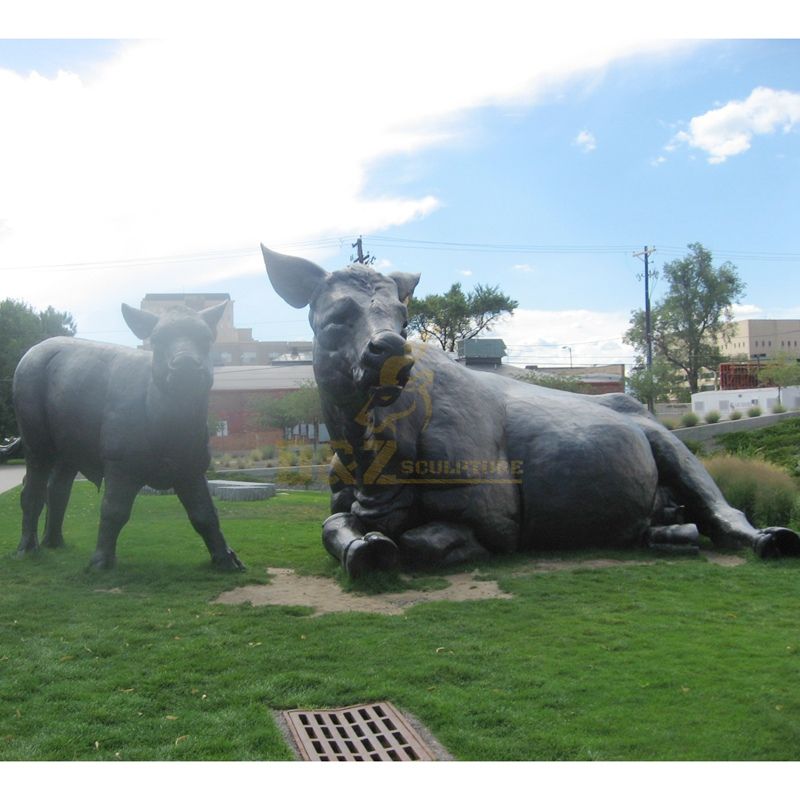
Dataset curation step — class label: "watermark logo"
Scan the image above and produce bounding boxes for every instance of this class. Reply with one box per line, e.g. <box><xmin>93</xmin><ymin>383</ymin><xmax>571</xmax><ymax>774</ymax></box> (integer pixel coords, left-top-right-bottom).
<box><xmin>330</xmin><ymin>344</ymin><xmax>523</xmax><ymax>486</ymax></box>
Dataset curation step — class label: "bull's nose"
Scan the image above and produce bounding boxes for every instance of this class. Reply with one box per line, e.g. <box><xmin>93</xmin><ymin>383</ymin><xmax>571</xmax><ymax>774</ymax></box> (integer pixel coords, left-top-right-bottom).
<box><xmin>364</xmin><ymin>330</ymin><xmax>408</xmax><ymax>361</ymax></box>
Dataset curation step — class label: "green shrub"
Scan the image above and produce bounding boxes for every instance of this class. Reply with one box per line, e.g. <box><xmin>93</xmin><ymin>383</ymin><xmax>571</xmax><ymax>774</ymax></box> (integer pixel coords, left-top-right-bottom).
<box><xmin>683</xmin><ymin>439</ymin><xmax>706</xmax><ymax>458</ymax></box>
<box><xmin>703</xmin><ymin>455</ymin><xmax>798</xmax><ymax>528</ymax></box>
<box><xmin>681</xmin><ymin>412</ymin><xmax>700</xmax><ymax>428</ymax></box>
<box><xmin>261</xmin><ymin>444</ymin><xmax>278</xmax><ymax>460</ymax></box>
<box><xmin>277</xmin><ymin>469</ymin><xmax>313</xmax><ymax>488</ymax></box>
<box><xmin>660</xmin><ymin>418</ymin><xmax>676</xmax><ymax>430</ymax></box>
<box><xmin>773</xmin><ymin>403</ymin><xmax>786</xmax><ymax>414</ymax></box>
<box><xmin>748</xmin><ymin>405</ymin><xmax>762</xmax><ymax>418</ymax></box>
<box><xmin>718</xmin><ymin>418</ymin><xmax>800</xmax><ymax>477</ymax></box>
<box><xmin>704</xmin><ymin>410</ymin><xmax>721</xmax><ymax>424</ymax></box>
<box><xmin>792</xmin><ymin>495</ymin><xmax>800</xmax><ymax>529</ymax></box>
<box><xmin>728</xmin><ymin>410</ymin><xmax>742</xmax><ymax>421</ymax></box>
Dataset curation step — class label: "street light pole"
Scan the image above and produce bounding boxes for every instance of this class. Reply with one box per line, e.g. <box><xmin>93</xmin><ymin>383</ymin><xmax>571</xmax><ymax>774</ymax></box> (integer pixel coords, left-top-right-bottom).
<box><xmin>562</xmin><ymin>345</ymin><xmax>573</xmax><ymax>368</ymax></box>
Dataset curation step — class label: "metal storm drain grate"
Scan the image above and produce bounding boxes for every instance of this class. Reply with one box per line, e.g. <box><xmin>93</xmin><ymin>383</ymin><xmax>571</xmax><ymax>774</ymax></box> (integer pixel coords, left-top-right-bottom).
<box><xmin>281</xmin><ymin>702</ymin><xmax>437</xmax><ymax>761</ymax></box>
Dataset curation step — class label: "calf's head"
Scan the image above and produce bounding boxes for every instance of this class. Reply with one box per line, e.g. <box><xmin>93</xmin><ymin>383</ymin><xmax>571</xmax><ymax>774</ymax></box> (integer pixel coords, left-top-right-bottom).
<box><xmin>121</xmin><ymin>301</ymin><xmax>227</xmax><ymax>396</ymax></box>
<box><xmin>261</xmin><ymin>245</ymin><xmax>419</xmax><ymax>408</ymax></box>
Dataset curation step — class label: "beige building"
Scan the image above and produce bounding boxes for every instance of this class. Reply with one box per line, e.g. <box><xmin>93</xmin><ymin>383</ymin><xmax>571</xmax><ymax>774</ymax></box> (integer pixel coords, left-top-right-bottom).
<box><xmin>721</xmin><ymin>319</ymin><xmax>800</xmax><ymax>360</ymax></box>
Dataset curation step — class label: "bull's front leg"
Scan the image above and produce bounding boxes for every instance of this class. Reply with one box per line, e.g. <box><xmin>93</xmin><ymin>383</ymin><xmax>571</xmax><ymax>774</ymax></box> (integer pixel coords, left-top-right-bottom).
<box><xmin>322</xmin><ymin>512</ymin><xmax>398</xmax><ymax>578</ymax></box>
<box><xmin>174</xmin><ymin>476</ymin><xmax>244</xmax><ymax>571</ymax></box>
<box><xmin>89</xmin><ymin>472</ymin><xmax>141</xmax><ymax>569</ymax></box>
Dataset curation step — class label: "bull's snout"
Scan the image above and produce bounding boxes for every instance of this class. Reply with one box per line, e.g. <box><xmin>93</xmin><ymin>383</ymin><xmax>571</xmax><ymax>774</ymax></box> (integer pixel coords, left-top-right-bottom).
<box><xmin>363</xmin><ymin>331</ymin><xmax>408</xmax><ymax>364</ymax></box>
<box><xmin>359</xmin><ymin>331</ymin><xmax>415</xmax><ymax>407</ymax></box>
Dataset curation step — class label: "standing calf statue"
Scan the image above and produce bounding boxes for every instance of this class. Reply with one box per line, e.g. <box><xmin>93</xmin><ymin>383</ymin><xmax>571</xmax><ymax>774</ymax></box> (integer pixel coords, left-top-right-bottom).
<box><xmin>13</xmin><ymin>302</ymin><xmax>244</xmax><ymax>571</ymax></box>
<box><xmin>262</xmin><ymin>245</ymin><xmax>800</xmax><ymax>577</ymax></box>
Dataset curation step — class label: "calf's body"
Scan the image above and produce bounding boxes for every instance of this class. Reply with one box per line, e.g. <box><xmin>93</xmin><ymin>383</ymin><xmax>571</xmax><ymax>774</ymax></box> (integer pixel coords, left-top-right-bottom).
<box><xmin>13</xmin><ymin>303</ymin><xmax>243</xmax><ymax>571</ymax></box>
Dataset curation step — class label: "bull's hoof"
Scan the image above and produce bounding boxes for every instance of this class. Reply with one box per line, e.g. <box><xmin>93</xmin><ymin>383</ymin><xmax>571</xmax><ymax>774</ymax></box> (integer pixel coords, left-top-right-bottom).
<box><xmin>88</xmin><ymin>551</ymin><xmax>116</xmax><ymax>570</ymax></box>
<box><xmin>343</xmin><ymin>532</ymin><xmax>398</xmax><ymax>578</ymax></box>
<box><xmin>754</xmin><ymin>528</ymin><xmax>800</xmax><ymax>559</ymax></box>
<box><xmin>212</xmin><ymin>549</ymin><xmax>246</xmax><ymax>571</ymax></box>
<box><xmin>41</xmin><ymin>533</ymin><xmax>65</xmax><ymax>549</ymax></box>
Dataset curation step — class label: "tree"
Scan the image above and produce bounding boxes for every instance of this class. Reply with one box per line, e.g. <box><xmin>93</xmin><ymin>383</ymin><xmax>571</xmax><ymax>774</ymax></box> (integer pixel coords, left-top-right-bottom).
<box><xmin>624</xmin><ymin>243</ymin><xmax>745</xmax><ymax>395</ymax></box>
<box><xmin>0</xmin><ymin>300</ymin><xmax>76</xmax><ymax>437</ymax></box>
<box><xmin>408</xmin><ymin>282</ymin><xmax>518</xmax><ymax>352</ymax></box>
<box><xmin>759</xmin><ymin>353</ymin><xmax>800</xmax><ymax>406</ymax></box>
<box><xmin>254</xmin><ymin>381</ymin><xmax>323</xmax><ymax>448</ymax></box>
<box><xmin>625</xmin><ymin>357</ymin><xmax>683</xmax><ymax>408</ymax></box>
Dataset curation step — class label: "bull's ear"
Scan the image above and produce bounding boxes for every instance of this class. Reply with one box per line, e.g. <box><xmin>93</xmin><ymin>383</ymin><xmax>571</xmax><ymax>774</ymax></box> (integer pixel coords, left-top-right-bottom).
<box><xmin>200</xmin><ymin>300</ymin><xmax>228</xmax><ymax>334</ymax></box>
<box><xmin>261</xmin><ymin>244</ymin><xmax>327</xmax><ymax>308</ymax></box>
<box><xmin>389</xmin><ymin>272</ymin><xmax>421</xmax><ymax>305</ymax></box>
<box><xmin>121</xmin><ymin>304</ymin><xmax>159</xmax><ymax>340</ymax></box>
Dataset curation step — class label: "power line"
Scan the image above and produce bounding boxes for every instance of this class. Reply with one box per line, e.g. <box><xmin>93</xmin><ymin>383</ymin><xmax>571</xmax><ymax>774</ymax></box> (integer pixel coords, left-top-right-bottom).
<box><xmin>4</xmin><ymin>236</ymin><xmax>799</xmax><ymax>274</ymax></box>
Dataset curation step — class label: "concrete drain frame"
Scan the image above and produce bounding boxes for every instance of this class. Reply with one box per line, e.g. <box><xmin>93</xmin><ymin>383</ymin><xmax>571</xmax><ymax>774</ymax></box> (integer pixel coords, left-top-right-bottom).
<box><xmin>281</xmin><ymin>702</ymin><xmax>439</xmax><ymax>762</ymax></box>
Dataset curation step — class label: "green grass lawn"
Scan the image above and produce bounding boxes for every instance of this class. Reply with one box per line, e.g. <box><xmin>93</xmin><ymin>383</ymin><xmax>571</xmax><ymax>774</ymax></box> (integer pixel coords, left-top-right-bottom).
<box><xmin>2</xmin><ymin>482</ymin><xmax>800</xmax><ymax>761</ymax></box>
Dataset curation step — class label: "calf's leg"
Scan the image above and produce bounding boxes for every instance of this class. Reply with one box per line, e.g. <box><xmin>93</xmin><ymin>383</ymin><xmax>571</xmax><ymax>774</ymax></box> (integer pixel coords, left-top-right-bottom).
<box><xmin>175</xmin><ymin>477</ymin><xmax>244</xmax><ymax>570</ymax></box>
<box><xmin>42</xmin><ymin>464</ymin><xmax>78</xmax><ymax>548</ymax></box>
<box><xmin>17</xmin><ymin>462</ymin><xmax>50</xmax><ymax>555</ymax></box>
<box><xmin>89</xmin><ymin>475</ymin><xmax>140</xmax><ymax>569</ymax></box>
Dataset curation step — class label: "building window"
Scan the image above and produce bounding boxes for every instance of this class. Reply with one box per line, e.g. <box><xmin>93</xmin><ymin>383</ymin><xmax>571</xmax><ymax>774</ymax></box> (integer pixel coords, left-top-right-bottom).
<box><xmin>241</xmin><ymin>352</ymin><xmax>257</xmax><ymax>364</ymax></box>
<box><xmin>219</xmin><ymin>352</ymin><xmax>232</xmax><ymax>364</ymax></box>
<box><xmin>216</xmin><ymin>420</ymin><xmax>229</xmax><ymax>437</ymax></box>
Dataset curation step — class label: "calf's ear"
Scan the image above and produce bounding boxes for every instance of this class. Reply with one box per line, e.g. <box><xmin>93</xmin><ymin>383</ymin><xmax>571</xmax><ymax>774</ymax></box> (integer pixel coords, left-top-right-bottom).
<box><xmin>261</xmin><ymin>244</ymin><xmax>327</xmax><ymax>308</ymax></box>
<box><xmin>200</xmin><ymin>300</ymin><xmax>228</xmax><ymax>334</ymax></box>
<box><xmin>121</xmin><ymin>304</ymin><xmax>159</xmax><ymax>340</ymax></box>
<box><xmin>389</xmin><ymin>272</ymin><xmax>421</xmax><ymax>304</ymax></box>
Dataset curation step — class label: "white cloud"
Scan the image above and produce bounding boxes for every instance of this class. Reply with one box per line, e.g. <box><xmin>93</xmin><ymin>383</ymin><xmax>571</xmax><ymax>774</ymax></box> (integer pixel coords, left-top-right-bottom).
<box><xmin>574</xmin><ymin>130</ymin><xmax>597</xmax><ymax>152</ymax></box>
<box><xmin>512</xmin><ymin>264</ymin><xmax>535</xmax><ymax>273</ymax></box>
<box><xmin>670</xmin><ymin>86</ymin><xmax>800</xmax><ymax>163</ymax></box>
<box><xmin>459</xmin><ymin>270</ymin><xmax>473</xmax><ymax>277</ymax></box>
<box><xmin>0</xmin><ymin>21</ymin><xmax>684</xmax><ymax>340</ymax></box>
<box><xmin>732</xmin><ymin>303</ymin><xmax>764</xmax><ymax>319</ymax></box>
<box><xmin>492</xmin><ymin>308</ymin><xmax>635</xmax><ymax>367</ymax></box>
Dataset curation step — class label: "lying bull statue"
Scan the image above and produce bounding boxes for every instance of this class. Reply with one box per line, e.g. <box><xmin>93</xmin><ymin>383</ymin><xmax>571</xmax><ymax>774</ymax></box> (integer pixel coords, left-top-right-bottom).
<box><xmin>261</xmin><ymin>245</ymin><xmax>800</xmax><ymax>577</ymax></box>
<box><xmin>13</xmin><ymin>301</ymin><xmax>244</xmax><ymax>571</ymax></box>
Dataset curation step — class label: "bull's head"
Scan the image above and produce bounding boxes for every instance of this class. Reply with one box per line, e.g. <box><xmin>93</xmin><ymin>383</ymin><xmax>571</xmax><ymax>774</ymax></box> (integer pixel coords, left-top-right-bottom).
<box><xmin>261</xmin><ymin>245</ymin><xmax>419</xmax><ymax>410</ymax></box>
<box><xmin>121</xmin><ymin>301</ymin><xmax>227</xmax><ymax>396</ymax></box>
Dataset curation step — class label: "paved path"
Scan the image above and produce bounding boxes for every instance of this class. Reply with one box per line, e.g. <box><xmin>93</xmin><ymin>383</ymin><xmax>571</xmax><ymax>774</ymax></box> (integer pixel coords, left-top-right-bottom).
<box><xmin>0</xmin><ymin>464</ymin><xmax>26</xmax><ymax>494</ymax></box>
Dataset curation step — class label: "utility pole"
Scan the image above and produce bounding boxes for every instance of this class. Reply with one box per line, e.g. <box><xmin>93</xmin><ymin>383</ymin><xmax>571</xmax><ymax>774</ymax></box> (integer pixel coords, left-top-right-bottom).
<box><xmin>633</xmin><ymin>246</ymin><xmax>656</xmax><ymax>412</ymax></box>
<box><xmin>351</xmin><ymin>235</ymin><xmax>375</xmax><ymax>265</ymax></box>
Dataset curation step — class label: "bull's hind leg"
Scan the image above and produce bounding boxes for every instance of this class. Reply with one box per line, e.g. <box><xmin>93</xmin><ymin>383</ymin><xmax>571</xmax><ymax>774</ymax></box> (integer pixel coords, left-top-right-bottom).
<box><xmin>17</xmin><ymin>462</ymin><xmax>50</xmax><ymax>555</ymax></box>
<box><xmin>41</xmin><ymin>464</ymin><xmax>78</xmax><ymax>548</ymax></box>
<box><xmin>594</xmin><ymin>394</ymin><xmax>800</xmax><ymax>557</ymax></box>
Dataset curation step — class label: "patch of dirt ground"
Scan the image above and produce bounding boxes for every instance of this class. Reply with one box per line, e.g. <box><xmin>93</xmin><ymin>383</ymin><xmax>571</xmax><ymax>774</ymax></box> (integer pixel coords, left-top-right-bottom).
<box><xmin>211</xmin><ymin>553</ymin><xmax>746</xmax><ymax>617</ymax></box>
<box><xmin>213</xmin><ymin>568</ymin><xmax>513</xmax><ymax>616</ymax></box>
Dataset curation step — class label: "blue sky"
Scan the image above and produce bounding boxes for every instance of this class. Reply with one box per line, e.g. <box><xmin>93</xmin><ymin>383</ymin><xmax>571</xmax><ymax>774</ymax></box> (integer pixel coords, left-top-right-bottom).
<box><xmin>1</xmin><ymin>13</ymin><xmax>799</xmax><ymax>370</ymax></box>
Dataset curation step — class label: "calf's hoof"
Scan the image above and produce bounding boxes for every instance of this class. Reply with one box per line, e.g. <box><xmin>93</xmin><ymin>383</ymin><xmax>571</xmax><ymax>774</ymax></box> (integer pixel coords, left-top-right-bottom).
<box><xmin>754</xmin><ymin>528</ymin><xmax>800</xmax><ymax>559</ymax></box>
<box><xmin>212</xmin><ymin>549</ymin><xmax>246</xmax><ymax>571</ymax></box>
<box><xmin>343</xmin><ymin>532</ymin><xmax>398</xmax><ymax>578</ymax></box>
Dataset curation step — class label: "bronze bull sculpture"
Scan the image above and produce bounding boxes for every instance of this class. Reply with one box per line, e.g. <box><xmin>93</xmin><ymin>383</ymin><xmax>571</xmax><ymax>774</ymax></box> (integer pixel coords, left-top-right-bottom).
<box><xmin>13</xmin><ymin>301</ymin><xmax>244</xmax><ymax>571</ymax></box>
<box><xmin>262</xmin><ymin>245</ymin><xmax>800</xmax><ymax>577</ymax></box>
